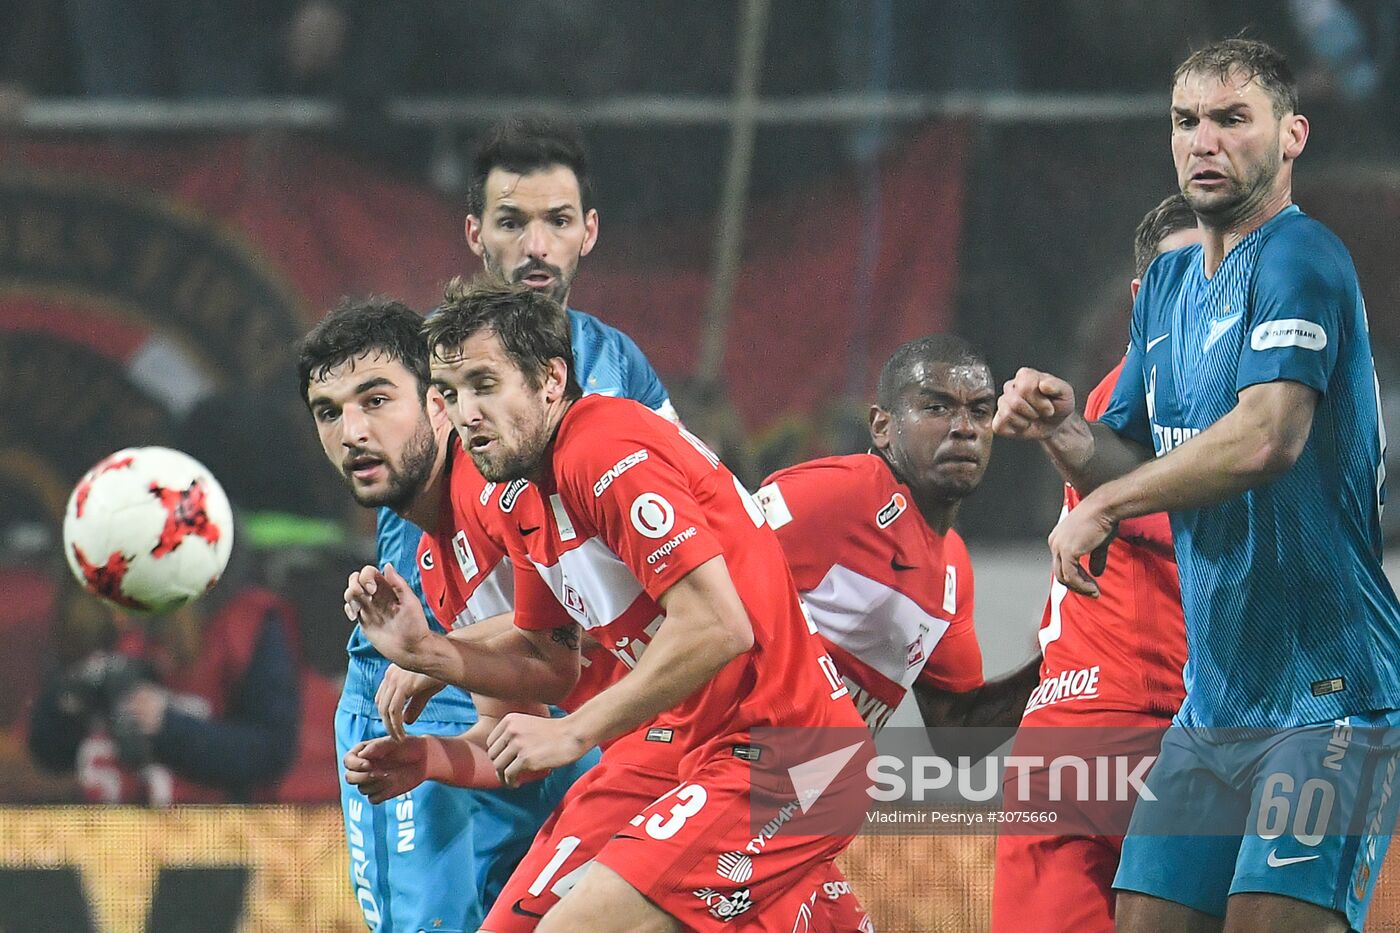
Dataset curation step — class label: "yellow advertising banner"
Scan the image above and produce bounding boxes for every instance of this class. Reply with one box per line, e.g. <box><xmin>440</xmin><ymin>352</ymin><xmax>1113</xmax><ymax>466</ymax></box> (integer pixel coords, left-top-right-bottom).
<box><xmin>0</xmin><ymin>807</ymin><xmax>1396</xmax><ymax>931</ymax></box>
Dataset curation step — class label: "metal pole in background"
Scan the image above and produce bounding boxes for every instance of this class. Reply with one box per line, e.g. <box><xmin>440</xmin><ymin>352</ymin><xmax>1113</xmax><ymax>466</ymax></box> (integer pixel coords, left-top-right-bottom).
<box><xmin>697</xmin><ymin>0</ymin><xmax>772</xmax><ymax>384</ymax></box>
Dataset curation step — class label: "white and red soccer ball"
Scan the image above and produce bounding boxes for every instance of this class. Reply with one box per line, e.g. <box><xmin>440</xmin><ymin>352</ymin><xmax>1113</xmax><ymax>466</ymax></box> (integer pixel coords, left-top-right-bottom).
<box><xmin>62</xmin><ymin>447</ymin><xmax>234</xmax><ymax>614</ymax></box>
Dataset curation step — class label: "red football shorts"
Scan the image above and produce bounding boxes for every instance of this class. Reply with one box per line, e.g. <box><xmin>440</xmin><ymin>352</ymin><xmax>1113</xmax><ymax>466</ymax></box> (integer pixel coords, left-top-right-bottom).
<box><xmin>991</xmin><ymin>832</ymin><xmax>1123</xmax><ymax>933</ymax></box>
<box><xmin>596</xmin><ymin>751</ymin><xmax>857</xmax><ymax>931</ymax></box>
<box><xmin>481</xmin><ymin>729</ymin><xmax>682</xmax><ymax>932</ymax></box>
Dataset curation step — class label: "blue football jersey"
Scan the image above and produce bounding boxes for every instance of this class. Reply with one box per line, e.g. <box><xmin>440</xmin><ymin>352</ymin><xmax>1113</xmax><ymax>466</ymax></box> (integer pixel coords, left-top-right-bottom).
<box><xmin>340</xmin><ymin>307</ymin><xmax>674</xmax><ymax>722</ymax></box>
<box><xmin>1100</xmin><ymin>205</ymin><xmax>1400</xmax><ymax>729</ymax></box>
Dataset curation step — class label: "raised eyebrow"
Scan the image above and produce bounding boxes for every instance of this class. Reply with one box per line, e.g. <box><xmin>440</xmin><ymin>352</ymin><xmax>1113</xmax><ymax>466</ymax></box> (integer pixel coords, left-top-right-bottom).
<box><xmin>353</xmin><ymin>376</ymin><xmax>396</xmax><ymax>395</ymax></box>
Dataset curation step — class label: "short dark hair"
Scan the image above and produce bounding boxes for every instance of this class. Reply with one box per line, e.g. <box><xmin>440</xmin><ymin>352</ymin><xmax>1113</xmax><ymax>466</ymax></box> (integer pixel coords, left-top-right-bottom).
<box><xmin>1174</xmin><ymin>38</ymin><xmax>1298</xmax><ymax>119</ymax></box>
<box><xmin>876</xmin><ymin>334</ymin><xmax>990</xmax><ymax>410</ymax></box>
<box><xmin>423</xmin><ymin>277</ymin><xmax>583</xmax><ymax>401</ymax></box>
<box><xmin>296</xmin><ymin>298</ymin><xmax>429</xmax><ymax>406</ymax></box>
<box><xmin>467</xmin><ymin>117</ymin><xmax>594</xmax><ymax>218</ymax></box>
<box><xmin>1133</xmin><ymin>193</ymin><xmax>1198</xmax><ymax>278</ymax></box>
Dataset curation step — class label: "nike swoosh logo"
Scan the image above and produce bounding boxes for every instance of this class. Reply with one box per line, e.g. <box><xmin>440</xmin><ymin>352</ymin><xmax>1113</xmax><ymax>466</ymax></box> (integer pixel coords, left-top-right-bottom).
<box><xmin>511</xmin><ymin>899</ymin><xmax>547</xmax><ymax>919</ymax></box>
<box><xmin>890</xmin><ymin>557</ymin><xmax>917</xmax><ymax>572</ymax></box>
<box><xmin>1145</xmin><ymin>333</ymin><xmax>1170</xmax><ymax>353</ymax></box>
<box><xmin>518</xmin><ymin>525</ymin><xmax>540</xmax><ymax>536</ymax></box>
<box><xmin>1267</xmin><ymin>850</ymin><xmax>1321</xmax><ymax>868</ymax></box>
<box><xmin>1202</xmin><ymin>313</ymin><xmax>1243</xmax><ymax>352</ymax></box>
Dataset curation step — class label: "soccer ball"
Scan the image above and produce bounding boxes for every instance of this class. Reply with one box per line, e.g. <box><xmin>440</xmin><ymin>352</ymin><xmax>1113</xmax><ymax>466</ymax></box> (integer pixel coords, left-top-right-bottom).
<box><xmin>62</xmin><ymin>447</ymin><xmax>235</xmax><ymax>614</ymax></box>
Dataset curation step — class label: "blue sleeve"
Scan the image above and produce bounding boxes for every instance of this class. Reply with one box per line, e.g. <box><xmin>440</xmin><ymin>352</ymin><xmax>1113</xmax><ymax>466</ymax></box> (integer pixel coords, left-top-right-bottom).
<box><xmin>375</xmin><ymin>506</ymin><xmax>430</xmax><ymax>614</ymax></box>
<box><xmin>1236</xmin><ymin>224</ymin><xmax>1347</xmax><ymax>395</ymax></box>
<box><xmin>615</xmin><ymin>331</ymin><xmax>671</xmax><ymax>411</ymax></box>
<box><xmin>1097</xmin><ymin>288</ymin><xmax>1154</xmax><ymax>449</ymax></box>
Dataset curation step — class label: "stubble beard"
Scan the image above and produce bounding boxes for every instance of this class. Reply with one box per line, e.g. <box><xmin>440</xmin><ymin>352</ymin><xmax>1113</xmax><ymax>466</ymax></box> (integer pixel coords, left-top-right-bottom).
<box><xmin>348</xmin><ymin>415</ymin><xmax>438</xmax><ymax>511</ymax></box>
<box><xmin>468</xmin><ymin>407</ymin><xmax>552</xmax><ymax>483</ymax></box>
<box><xmin>483</xmin><ymin>250</ymin><xmax>575</xmax><ymax>306</ymax></box>
<box><xmin>1183</xmin><ymin>146</ymin><xmax>1282</xmax><ymax>230</ymax></box>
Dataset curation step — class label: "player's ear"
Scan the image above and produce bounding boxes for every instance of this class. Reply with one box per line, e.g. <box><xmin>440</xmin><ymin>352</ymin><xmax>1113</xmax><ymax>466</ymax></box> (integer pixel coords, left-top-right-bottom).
<box><xmin>869</xmin><ymin>404</ymin><xmax>893</xmax><ymax>451</ymax></box>
<box><xmin>1282</xmin><ymin>113</ymin><xmax>1308</xmax><ymax>161</ymax></box>
<box><xmin>425</xmin><ymin>385</ymin><xmax>449</xmax><ymax>426</ymax></box>
<box><xmin>465</xmin><ymin>215</ymin><xmax>485</xmax><ymax>257</ymax></box>
<box><xmin>579</xmin><ymin>208</ymin><xmax>599</xmax><ymax>258</ymax></box>
<box><xmin>543</xmin><ymin>357</ymin><xmax>569</xmax><ymax>403</ymax></box>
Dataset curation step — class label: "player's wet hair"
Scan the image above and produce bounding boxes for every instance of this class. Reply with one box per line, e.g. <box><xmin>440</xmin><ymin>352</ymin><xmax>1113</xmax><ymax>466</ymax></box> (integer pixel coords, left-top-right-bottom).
<box><xmin>425</xmin><ymin>277</ymin><xmax>584</xmax><ymax>401</ymax></box>
<box><xmin>1175</xmin><ymin>38</ymin><xmax>1298</xmax><ymax>119</ymax></box>
<box><xmin>296</xmin><ymin>297</ymin><xmax>430</xmax><ymax>405</ymax></box>
<box><xmin>876</xmin><ymin>334</ymin><xmax>990</xmax><ymax>410</ymax></box>
<box><xmin>467</xmin><ymin>117</ymin><xmax>594</xmax><ymax>218</ymax></box>
<box><xmin>1133</xmin><ymin>193</ymin><xmax>1198</xmax><ymax>278</ymax></box>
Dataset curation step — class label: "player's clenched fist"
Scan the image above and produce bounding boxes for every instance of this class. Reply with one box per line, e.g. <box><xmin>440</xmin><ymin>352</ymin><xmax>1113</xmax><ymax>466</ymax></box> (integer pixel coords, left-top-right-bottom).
<box><xmin>993</xmin><ymin>368</ymin><xmax>1077</xmax><ymax>440</ymax></box>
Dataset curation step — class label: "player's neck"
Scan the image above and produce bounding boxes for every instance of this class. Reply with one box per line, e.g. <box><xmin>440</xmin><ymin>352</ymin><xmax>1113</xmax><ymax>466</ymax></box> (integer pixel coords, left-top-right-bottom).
<box><xmin>873</xmin><ymin>449</ymin><xmax>960</xmax><ymax>533</ymax></box>
<box><xmin>399</xmin><ymin>421</ymin><xmax>453</xmax><ymax>532</ymax></box>
<box><xmin>912</xmin><ymin>494</ymin><xmax>959</xmax><ymax>535</ymax></box>
<box><xmin>529</xmin><ymin>396</ymin><xmax>577</xmax><ymax>482</ymax></box>
<box><xmin>1200</xmin><ymin>187</ymin><xmax>1293</xmax><ymax>277</ymax></box>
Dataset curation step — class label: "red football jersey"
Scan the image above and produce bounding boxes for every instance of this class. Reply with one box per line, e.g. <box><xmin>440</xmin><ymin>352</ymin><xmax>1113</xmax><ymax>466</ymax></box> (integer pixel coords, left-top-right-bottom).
<box><xmin>510</xmin><ymin>396</ymin><xmax>863</xmax><ymax>763</ymax></box>
<box><xmin>757</xmin><ymin>454</ymin><xmax>984</xmax><ymax>733</ymax></box>
<box><xmin>417</xmin><ymin>438</ymin><xmax>513</xmax><ymax>632</ymax></box>
<box><xmin>1020</xmin><ymin>361</ymin><xmax>1187</xmax><ymax>728</ymax></box>
<box><xmin>417</xmin><ymin>438</ymin><xmax>622</xmax><ymax>713</ymax></box>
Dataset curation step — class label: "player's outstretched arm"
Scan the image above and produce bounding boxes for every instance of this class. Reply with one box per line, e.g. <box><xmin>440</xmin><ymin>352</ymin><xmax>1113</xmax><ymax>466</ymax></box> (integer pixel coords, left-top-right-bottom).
<box><xmin>994</xmin><ymin>367</ymin><xmax>1153</xmax><ymax>494</ymax></box>
<box><xmin>374</xmin><ymin>613</ymin><xmax>527</xmax><ymax>741</ymax></box>
<box><xmin>563</xmin><ymin>555</ymin><xmax>752</xmax><ymax>750</ymax></box>
<box><xmin>1049</xmin><ymin>380</ymin><xmax>1317</xmax><ymax>596</ymax></box>
<box><xmin>345</xmin><ymin>731</ymin><xmax>508</xmax><ymax>802</ymax></box>
<box><xmin>346</xmin><ymin>564</ymin><xmax>578</xmax><ymax>703</ymax></box>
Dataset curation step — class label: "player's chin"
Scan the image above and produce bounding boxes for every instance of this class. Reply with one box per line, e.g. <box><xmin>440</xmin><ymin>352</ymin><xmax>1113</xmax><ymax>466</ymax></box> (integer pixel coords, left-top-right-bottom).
<box><xmin>928</xmin><ymin>468</ymin><xmax>984</xmax><ymax>498</ymax></box>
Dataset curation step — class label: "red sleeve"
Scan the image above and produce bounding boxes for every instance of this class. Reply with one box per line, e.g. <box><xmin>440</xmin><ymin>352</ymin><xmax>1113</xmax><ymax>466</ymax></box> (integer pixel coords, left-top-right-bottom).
<box><xmin>566</xmin><ymin>420</ymin><xmax>724</xmax><ymax>604</ymax></box>
<box><xmin>917</xmin><ymin>530</ymin><xmax>985</xmax><ymax>692</ymax></box>
<box><xmin>511</xmin><ymin>541</ymin><xmax>574</xmax><ymax>633</ymax></box>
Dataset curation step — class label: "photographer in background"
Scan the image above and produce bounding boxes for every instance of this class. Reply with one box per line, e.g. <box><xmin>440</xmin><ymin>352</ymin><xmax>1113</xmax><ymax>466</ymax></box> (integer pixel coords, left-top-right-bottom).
<box><xmin>26</xmin><ymin>554</ymin><xmax>302</xmax><ymax>806</ymax></box>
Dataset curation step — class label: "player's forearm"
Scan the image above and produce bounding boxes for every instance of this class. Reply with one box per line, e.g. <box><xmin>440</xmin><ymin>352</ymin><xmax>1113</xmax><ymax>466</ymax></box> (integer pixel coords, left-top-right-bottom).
<box><xmin>1086</xmin><ymin>388</ymin><xmax>1312</xmax><ymax>523</ymax></box>
<box><xmin>404</xmin><ymin>629</ymin><xmax>573</xmax><ymax>704</ymax></box>
<box><xmin>420</xmin><ymin>734</ymin><xmax>506</xmax><ymax>789</ymax></box>
<box><xmin>566</xmin><ymin>617</ymin><xmax>749</xmax><ymax>748</ymax></box>
<box><xmin>1042</xmin><ymin>416</ymin><xmax>1153</xmax><ymax>495</ymax></box>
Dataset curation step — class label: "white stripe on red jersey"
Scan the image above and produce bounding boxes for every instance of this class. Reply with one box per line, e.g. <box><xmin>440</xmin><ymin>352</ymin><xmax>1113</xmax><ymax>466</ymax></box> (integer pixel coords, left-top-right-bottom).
<box><xmin>759</xmin><ymin>453</ymin><xmax>984</xmax><ymax>733</ymax></box>
<box><xmin>510</xmin><ymin>396</ymin><xmax>864</xmax><ymax>761</ymax></box>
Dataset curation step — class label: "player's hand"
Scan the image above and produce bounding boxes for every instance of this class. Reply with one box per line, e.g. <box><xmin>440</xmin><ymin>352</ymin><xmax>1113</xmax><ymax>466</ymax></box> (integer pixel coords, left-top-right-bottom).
<box><xmin>376</xmin><ymin>665</ymin><xmax>446</xmax><ymax>743</ymax></box>
<box><xmin>993</xmin><ymin>368</ymin><xmax>1077</xmax><ymax>440</ymax></box>
<box><xmin>344</xmin><ymin>736</ymin><xmax>428</xmax><ymax>804</ymax></box>
<box><xmin>1047</xmin><ymin>498</ymin><xmax>1117</xmax><ymax>598</ymax></box>
<box><xmin>344</xmin><ymin>563</ymin><xmax>433</xmax><ymax>669</ymax></box>
<box><xmin>487</xmin><ymin>712</ymin><xmax>588</xmax><ymax>787</ymax></box>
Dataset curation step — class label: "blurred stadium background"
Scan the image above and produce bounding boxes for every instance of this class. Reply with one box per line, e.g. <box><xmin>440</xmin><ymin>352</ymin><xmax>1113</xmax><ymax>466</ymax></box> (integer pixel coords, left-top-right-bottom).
<box><xmin>1</xmin><ymin>1</ymin><xmax>1398</xmax><ymax>929</ymax></box>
